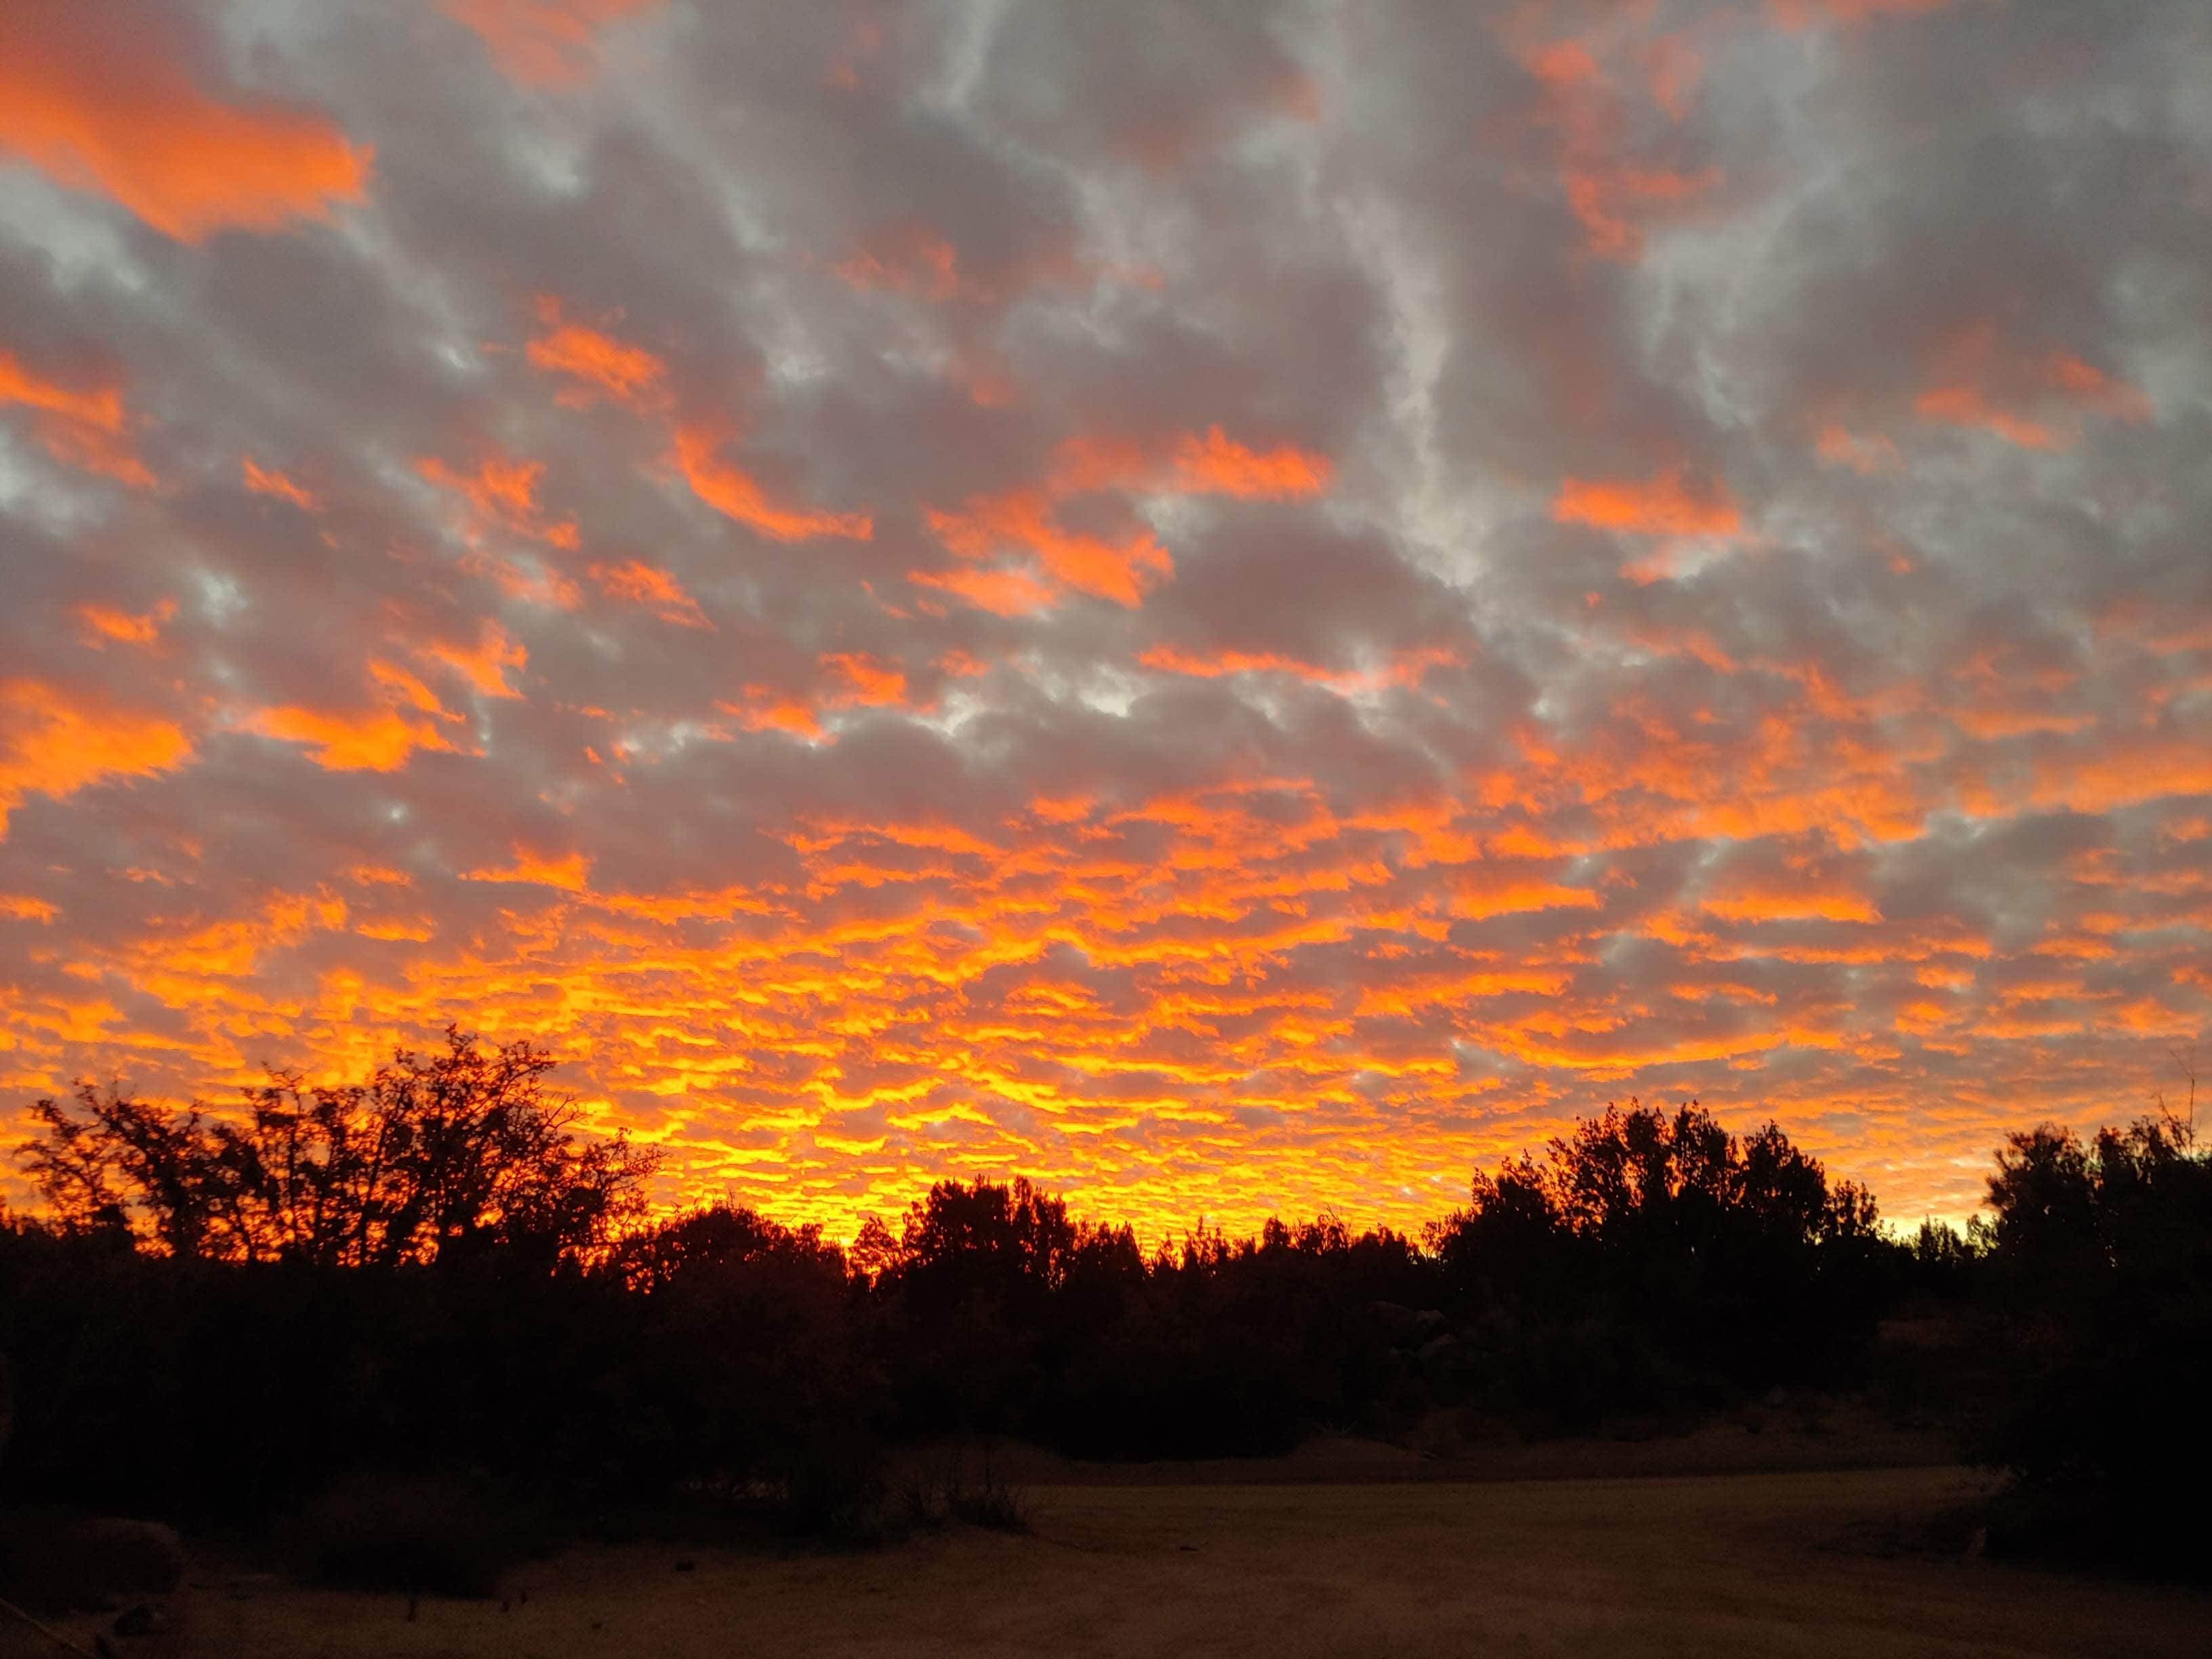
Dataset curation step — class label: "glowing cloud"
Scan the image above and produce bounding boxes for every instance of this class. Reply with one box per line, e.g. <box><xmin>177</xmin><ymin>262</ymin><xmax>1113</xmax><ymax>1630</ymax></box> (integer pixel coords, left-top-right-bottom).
<box><xmin>419</xmin><ymin>451</ymin><xmax>579</xmax><ymax>549</ymax></box>
<box><xmin>0</xmin><ymin>348</ymin><xmax>154</xmax><ymax>489</ymax></box>
<box><xmin>239</xmin><ymin>707</ymin><xmax>451</xmax><ymax>773</ymax></box>
<box><xmin>920</xmin><ymin>426</ymin><xmax>1325</xmax><ymax>612</ymax></box>
<box><xmin>241</xmin><ymin>663</ymin><xmax>463</xmax><ymax>773</ymax></box>
<box><xmin>527</xmin><ymin>298</ymin><xmax>666</xmax><ymax>409</ymax></box>
<box><xmin>672</xmin><ymin>424</ymin><xmax>874</xmax><ymax>544</ymax></box>
<box><xmin>1914</xmin><ymin>325</ymin><xmax>2153</xmax><ymax>449</ymax></box>
<box><xmin>423</xmin><ymin>623</ymin><xmax>529</xmax><ymax>699</ymax></box>
<box><xmin>1518</xmin><ymin>20</ymin><xmax>1719</xmax><ymax>259</ymax></box>
<box><xmin>927</xmin><ymin>490</ymin><xmax>1170</xmax><ymax>608</ymax></box>
<box><xmin>441</xmin><ymin>0</ymin><xmax>661</xmax><ymax>88</ymax></box>
<box><xmin>0</xmin><ymin>680</ymin><xmax>191</xmax><ymax>836</ymax></box>
<box><xmin>1171</xmin><ymin>427</ymin><xmax>1332</xmax><ymax>499</ymax></box>
<box><xmin>1553</xmin><ymin>470</ymin><xmax>1742</xmax><ymax>537</ymax></box>
<box><xmin>75</xmin><ymin>601</ymin><xmax>174</xmax><ymax>648</ymax></box>
<box><xmin>590</xmin><ymin>558</ymin><xmax>712</xmax><ymax>628</ymax></box>
<box><xmin>463</xmin><ymin>847</ymin><xmax>592</xmax><ymax>890</ymax></box>
<box><xmin>242</xmin><ymin>457</ymin><xmax>320</xmax><ymax>511</ymax></box>
<box><xmin>0</xmin><ymin>3</ymin><xmax>369</xmax><ymax>241</ymax></box>
<box><xmin>1772</xmin><ymin>0</ymin><xmax>1971</xmax><ymax>25</ymax></box>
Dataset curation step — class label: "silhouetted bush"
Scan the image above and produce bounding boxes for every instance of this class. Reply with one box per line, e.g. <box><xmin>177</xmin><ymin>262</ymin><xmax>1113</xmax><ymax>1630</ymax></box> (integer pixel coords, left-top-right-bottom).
<box><xmin>890</xmin><ymin>1442</ymin><xmax>1031</xmax><ymax>1534</ymax></box>
<box><xmin>1971</xmin><ymin>1113</ymin><xmax>2211</xmax><ymax>1580</ymax></box>
<box><xmin>294</xmin><ymin>1470</ymin><xmax>527</xmax><ymax>1597</ymax></box>
<box><xmin>1422</xmin><ymin>1102</ymin><xmax>1901</xmax><ymax>1430</ymax></box>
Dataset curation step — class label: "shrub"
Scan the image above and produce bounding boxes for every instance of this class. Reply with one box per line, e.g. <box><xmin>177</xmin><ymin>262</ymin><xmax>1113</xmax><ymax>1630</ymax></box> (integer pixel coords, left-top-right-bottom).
<box><xmin>889</xmin><ymin>1443</ymin><xmax>1031</xmax><ymax>1535</ymax></box>
<box><xmin>1973</xmin><ymin>1113</ymin><xmax>2212</xmax><ymax>1580</ymax></box>
<box><xmin>292</xmin><ymin>1471</ymin><xmax>527</xmax><ymax>1597</ymax></box>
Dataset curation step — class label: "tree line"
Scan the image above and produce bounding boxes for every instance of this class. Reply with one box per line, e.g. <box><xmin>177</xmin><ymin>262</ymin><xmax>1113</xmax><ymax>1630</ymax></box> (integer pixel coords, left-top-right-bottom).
<box><xmin>1</xmin><ymin>1028</ymin><xmax>2204</xmax><ymax>1575</ymax></box>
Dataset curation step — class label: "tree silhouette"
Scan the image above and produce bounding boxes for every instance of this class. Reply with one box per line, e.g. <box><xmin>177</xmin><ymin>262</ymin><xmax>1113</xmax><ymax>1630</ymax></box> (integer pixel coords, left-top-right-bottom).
<box><xmin>7</xmin><ymin>1040</ymin><xmax>2203</xmax><ymax>1577</ymax></box>
<box><xmin>20</xmin><ymin>1028</ymin><xmax>657</xmax><ymax>1268</ymax></box>
<box><xmin>1975</xmin><ymin>1112</ymin><xmax>2211</xmax><ymax>1575</ymax></box>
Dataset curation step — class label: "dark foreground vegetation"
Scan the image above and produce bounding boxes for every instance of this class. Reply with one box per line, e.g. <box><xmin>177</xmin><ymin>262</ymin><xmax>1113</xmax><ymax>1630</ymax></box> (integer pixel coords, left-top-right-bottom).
<box><xmin>1</xmin><ymin>1029</ymin><xmax>2205</xmax><ymax>1597</ymax></box>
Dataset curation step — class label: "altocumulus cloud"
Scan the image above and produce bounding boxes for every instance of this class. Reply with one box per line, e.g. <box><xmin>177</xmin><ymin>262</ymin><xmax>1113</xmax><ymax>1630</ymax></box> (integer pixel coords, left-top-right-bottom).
<box><xmin>1</xmin><ymin>0</ymin><xmax>2208</xmax><ymax>1235</ymax></box>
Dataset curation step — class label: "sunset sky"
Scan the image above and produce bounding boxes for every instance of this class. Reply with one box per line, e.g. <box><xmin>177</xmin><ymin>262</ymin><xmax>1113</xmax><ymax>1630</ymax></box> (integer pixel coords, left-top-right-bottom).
<box><xmin>2</xmin><ymin>0</ymin><xmax>2208</xmax><ymax>1238</ymax></box>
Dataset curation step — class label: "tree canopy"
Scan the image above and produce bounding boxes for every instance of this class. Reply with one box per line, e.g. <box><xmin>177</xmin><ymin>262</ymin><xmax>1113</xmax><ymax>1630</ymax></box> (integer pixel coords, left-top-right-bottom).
<box><xmin>20</xmin><ymin>1028</ymin><xmax>656</xmax><ymax>1268</ymax></box>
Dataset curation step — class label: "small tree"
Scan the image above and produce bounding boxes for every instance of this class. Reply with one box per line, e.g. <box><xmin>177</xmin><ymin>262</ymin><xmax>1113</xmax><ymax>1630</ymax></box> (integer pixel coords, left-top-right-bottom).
<box><xmin>1976</xmin><ymin>1112</ymin><xmax>2211</xmax><ymax>1575</ymax></box>
<box><xmin>1425</xmin><ymin>1101</ymin><xmax>1896</xmax><ymax>1411</ymax></box>
<box><xmin>18</xmin><ymin>1028</ymin><xmax>657</xmax><ymax>1269</ymax></box>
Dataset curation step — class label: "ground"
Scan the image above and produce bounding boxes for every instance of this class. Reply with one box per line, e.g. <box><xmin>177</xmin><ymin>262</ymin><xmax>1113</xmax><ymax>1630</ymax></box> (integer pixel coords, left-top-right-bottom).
<box><xmin>41</xmin><ymin>1458</ymin><xmax>2210</xmax><ymax>1659</ymax></box>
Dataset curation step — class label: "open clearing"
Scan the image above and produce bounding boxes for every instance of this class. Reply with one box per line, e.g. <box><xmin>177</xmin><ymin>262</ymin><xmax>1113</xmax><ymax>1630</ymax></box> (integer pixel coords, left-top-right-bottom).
<box><xmin>110</xmin><ymin>1464</ymin><xmax>2206</xmax><ymax>1659</ymax></box>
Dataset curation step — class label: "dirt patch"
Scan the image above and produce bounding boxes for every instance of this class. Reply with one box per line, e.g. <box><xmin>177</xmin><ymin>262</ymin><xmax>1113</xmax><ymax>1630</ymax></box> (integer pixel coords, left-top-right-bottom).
<box><xmin>131</xmin><ymin>1465</ymin><xmax>2212</xmax><ymax>1659</ymax></box>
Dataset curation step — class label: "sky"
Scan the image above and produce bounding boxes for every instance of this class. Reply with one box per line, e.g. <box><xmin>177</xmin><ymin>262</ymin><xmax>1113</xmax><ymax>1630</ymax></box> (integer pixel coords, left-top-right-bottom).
<box><xmin>1</xmin><ymin>0</ymin><xmax>2208</xmax><ymax>1239</ymax></box>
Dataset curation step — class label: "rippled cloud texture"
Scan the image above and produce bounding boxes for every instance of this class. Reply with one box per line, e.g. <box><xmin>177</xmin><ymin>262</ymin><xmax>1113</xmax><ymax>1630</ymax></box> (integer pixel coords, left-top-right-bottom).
<box><xmin>3</xmin><ymin>0</ymin><xmax>2209</xmax><ymax>1233</ymax></box>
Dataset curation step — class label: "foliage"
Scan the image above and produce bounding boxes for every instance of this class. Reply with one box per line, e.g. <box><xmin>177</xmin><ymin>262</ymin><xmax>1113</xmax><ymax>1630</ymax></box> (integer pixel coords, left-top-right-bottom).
<box><xmin>293</xmin><ymin>1469</ymin><xmax>528</xmax><ymax>1597</ymax></box>
<box><xmin>1422</xmin><ymin>1101</ymin><xmax>1898</xmax><ymax>1426</ymax></box>
<box><xmin>20</xmin><ymin>1028</ymin><xmax>657</xmax><ymax>1268</ymax></box>
<box><xmin>891</xmin><ymin>1442</ymin><xmax>1031</xmax><ymax>1535</ymax></box>
<box><xmin>1971</xmin><ymin>1112</ymin><xmax>2212</xmax><ymax>1578</ymax></box>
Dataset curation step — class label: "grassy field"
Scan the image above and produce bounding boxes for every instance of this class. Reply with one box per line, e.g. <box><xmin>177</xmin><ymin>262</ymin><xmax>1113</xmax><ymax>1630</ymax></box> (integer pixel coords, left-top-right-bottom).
<box><xmin>68</xmin><ymin>1462</ymin><xmax>2206</xmax><ymax>1659</ymax></box>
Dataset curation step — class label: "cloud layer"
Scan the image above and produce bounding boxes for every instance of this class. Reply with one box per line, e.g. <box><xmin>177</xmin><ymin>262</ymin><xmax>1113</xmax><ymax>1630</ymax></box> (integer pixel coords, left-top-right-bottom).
<box><xmin>3</xmin><ymin>0</ymin><xmax>2208</xmax><ymax>1235</ymax></box>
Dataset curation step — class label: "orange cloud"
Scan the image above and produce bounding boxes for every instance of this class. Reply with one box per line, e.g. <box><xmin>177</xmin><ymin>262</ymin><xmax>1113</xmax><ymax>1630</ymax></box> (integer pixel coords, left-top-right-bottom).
<box><xmin>927</xmin><ymin>490</ymin><xmax>1170</xmax><ymax>609</ymax></box>
<box><xmin>1050</xmin><ymin>428</ymin><xmax>1331</xmax><ymax>502</ymax></box>
<box><xmin>0</xmin><ymin>348</ymin><xmax>155</xmax><ymax>489</ymax></box>
<box><xmin>421</xmin><ymin>453</ymin><xmax>535</xmax><ymax>519</ymax></box>
<box><xmin>1171</xmin><ymin>427</ymin><xmax>1332</xmax><ymax>499</ymax></box>
<box><xmin>1553</xmin><ymin>469</ymin><xmax>1742</xmax><ymax>537</ymax></box>
<box><xmin>0</xmin><ymin>678</ymin><xmax>191</xmax><ymax>835</ymax></box>
<box><xmin>441</xmin><ymin>0</ymin><xmax>661</xmax><ymax>89</ymax></box>
<box><xmin>1814</xmin><ymin>426</ymin><xmax>1901</xmax><ymax>475</ymax></box>
<box><xmin>1446</xmin><ymin>876</ymin><xmax>1603</xmax><ymax>921</ymax></box>
<box><xmin>1140</xmin><ymin>643</ymin><xmax>1458</xmax><ymax>693</ymax></box>
<box><xmin>527</xmin><ymin>298</ymin><xmax>666</xmax><ymax>409</ymax></box>
<box><xmin>821</xmin><ymin>653</ymin><xmax>908</xmax><ymax>708</ymax></box>
<box><xmin>1914</xmin><ymin>325</ymin><xmax>2152</xmax><ymax>449</ymax></box>
<box><xmin>1702</xmin><ymin>887</ymin><xmax>1881</xmax><ymax>924</ymax></box>
<box><xmin>462</xmin><ymin>847</ymin><xmax>592</xmax><ymax>890</ymax></box>
<box><xmin>1772</xmin><ymin>0</ymin><xmax>1969</xmax><ymax>24</ymax></box>
<box><xmin>1913</xmin><ymin>386</ymin><xmax>2060</xmax><ymax>449</ymax></box>
<box><xmin>590</xmin><ymin>558</ymin><xmax>712</xmax><ymax>628</ymax></box>
<box><xmin>242</xmin><ymin>457</ymin><xmax>320</xmax><ymax>511</ymax></box>
<box><xmin>74</xmin><ymin>600</ymin><xmax>175</xmax><ymax>648</ymax></box>
<box><xmin>1517</xmin><ymin>21</ymin><xmax>1719</xmax><ymax>258</ymax></box>
<box><xmin>1640</xmin><ymin>33</ymin><xmax>1704</xmax><ymax>123</ymax></box>
<box><xmin>240</xmin><ymin>706</ymin><xmax>454</xmax><ymax>773</ymax></box>
<box><xmin>466</xmin><ymin>551</ymin><xmax>584</xmax><ymax>612</ymax></box>
<box><xmin>919</xmin><ymin>425</ymin><xmax>1326</xmax><ymax>613</ymax></box>
<box><xmin>1566</xmin><ymin>166</ymin><xmax>1719</xmax><ymax>261</ymax></box>
<box><xmin>423</xmin><ymin>623</ymin><xmax>529</xmax><ymax>699</ymax></box>
<box><xmin>837</xmin><ymin>224</ymin><xmax>970</xmax><ymax>302</ymax></box>
<box><xmin>2047</xmin><ymin>354</ymin><xmax>2154</xmax><ymax>424</ymax></box>
<box><xmin>0</xmin><ymin>4</ymin><xmax>369</xmax><ymax>241</ymax></box>
<box><xmin>832</xmin><ymin>222</ymin><xmax>1152</xmax><ymax>310</ymax></box>
<box><xmin>907</xmin><ymin>565</ymin><xmax>1059</xmax><ymax>618</ymax></box>
<box><xmin>419</xmin><ymin>451</ymin><xmax>579</xmax><ymax>549</ymax></box>
<box><xmin>713</xmin><ymin>655</ymin><xmax>912</xmax><ymax>743</ymax></box>
<box><xmin>0</xmin><ymin>350</ymin><xmax>123</xmax><ymax>432</ymax></box>
<box><xmin>241</xmin><ymin>661</ymin><xmax>464</xmax><ymax>773</ymax></box>
<box><xmin>672</xmin><ymin>424</ymin><xmax>874</xmax><ymax>544</ymax></box>
<box><xmin>718</xmin><ymin>693</ymin><xmax>824</xmax><ymax>741</ymax></box>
